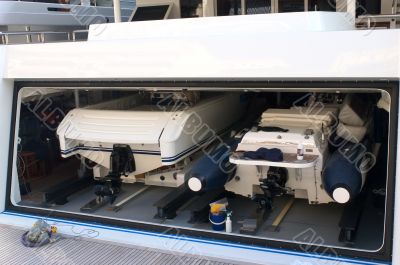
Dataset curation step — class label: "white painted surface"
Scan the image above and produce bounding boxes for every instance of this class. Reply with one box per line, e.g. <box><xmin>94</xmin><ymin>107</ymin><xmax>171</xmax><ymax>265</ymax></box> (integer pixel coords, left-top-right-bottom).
<box><xmin>58</xmin><ymin>108</ymin><xmax>174</xmax><ymax>144</ymax></box>
<box><xmin>2</xmin><ymin>15</ymin><xmax>399</xmax><ymax>80</ymax></box>
<box><xmin>229</xmin><ymin>155</ymin><xmax>317</xmax><ymax>168</ymax></box>
<box><xmin>0</xmin><ymin>46</ymin><xmax>13</xmax><ymax>212</ymax></box>
<box><xmin>88</xmin><ymin>12</ymin><xmax>354</xmax><ymax>41</ymax></box>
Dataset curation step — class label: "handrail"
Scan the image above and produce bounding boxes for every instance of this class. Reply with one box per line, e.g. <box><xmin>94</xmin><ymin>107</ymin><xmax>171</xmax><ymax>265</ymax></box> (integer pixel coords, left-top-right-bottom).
<box><xmin>357</xmin><ymin>14</ymin><xmax>400</xmax><ymax>28</ymax></box>
<box><xmin>0</xmin><ymin>29</ymin><xmax>91</xmax><ymax>44</ymax></box>
<box><xmin>14</xmin><ymin>0</ymin><xmax>135</xmax><ymax>7</ymax></box>
<box><xmin>358</xmin><ymin>14</ymin><xmax>400</xmax><ymax>19</ymax></box>
<box><xmin>0</xmin><ymin>31</ymin><xmax>72</xmax><ymax>44</ymax></box>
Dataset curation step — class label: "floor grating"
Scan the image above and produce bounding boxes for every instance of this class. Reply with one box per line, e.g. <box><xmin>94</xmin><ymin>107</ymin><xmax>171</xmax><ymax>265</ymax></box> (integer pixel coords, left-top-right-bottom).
<box><xmin>0</xmin><ymin>224</ymin><xmax>253</xmax><ymax>265</ymax></box>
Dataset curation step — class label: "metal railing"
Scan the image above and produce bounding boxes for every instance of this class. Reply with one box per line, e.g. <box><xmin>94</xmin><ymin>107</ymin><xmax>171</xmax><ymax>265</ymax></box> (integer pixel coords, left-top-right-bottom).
<box><xmin>354</xmin><ymin>0</ymin><xmax>399</xmax><ymax>29</ymax></box>
<box><xmin>71</xmin><ymin>29</ymin><xmax>89</xmax><ymax>41</ymax></box>
<box><xmin>0</xmin><ymin>29</ymin><xmax>89</xmax><ymax>45</ymax></box>
<box><xmin>13</xmin><ymin>0</ymin><xmax>135</xmax><ymax>8</ymax></box>
<box><xmin>357</xmin><ymin>14</ymin><xmax>400</xmax><ymax>29</ymax></box>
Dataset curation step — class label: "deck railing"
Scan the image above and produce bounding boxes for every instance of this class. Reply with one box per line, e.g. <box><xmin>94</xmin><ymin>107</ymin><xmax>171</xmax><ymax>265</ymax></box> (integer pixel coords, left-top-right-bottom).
<box><xmin>357</xmin><ymin>14</ymin><xmax>400</xmax><ymax>29</ymax></box>
<box><xmin>12</xmin><ymin>0</ymin><xmax>135</xmax><ymax>8</ymax></box>
<box><xmin>0</xmin><ymin>29</ymin><xmax>89</xmax><ymax>44</ymax></box>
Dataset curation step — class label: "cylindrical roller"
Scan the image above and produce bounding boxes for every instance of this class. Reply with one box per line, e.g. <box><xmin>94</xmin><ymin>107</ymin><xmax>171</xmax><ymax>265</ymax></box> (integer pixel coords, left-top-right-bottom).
<box><xmin>187</xmin><ymin>141</ymin><xmax>236</xmax><ymax>192</ymax></box>
<box><xmin>323</xmin><ymin>150</ymin><xmax>364</xmax><ymax>204</ymax></box>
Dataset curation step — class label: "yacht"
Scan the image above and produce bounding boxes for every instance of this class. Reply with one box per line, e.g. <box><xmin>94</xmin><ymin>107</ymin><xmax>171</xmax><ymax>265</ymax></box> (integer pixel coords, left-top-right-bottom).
<box><xmin>0</xmin><ymin>1</ymin><xmax>399</xmax><ymax>265</ymax></box>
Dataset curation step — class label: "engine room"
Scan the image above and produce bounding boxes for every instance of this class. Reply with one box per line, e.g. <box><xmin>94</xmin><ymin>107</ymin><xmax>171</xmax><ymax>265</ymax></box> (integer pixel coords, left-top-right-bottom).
<box><xmin>10</xmin><ymin>85</ymin><xmax>393</xmax><ymax>257</ymax></box>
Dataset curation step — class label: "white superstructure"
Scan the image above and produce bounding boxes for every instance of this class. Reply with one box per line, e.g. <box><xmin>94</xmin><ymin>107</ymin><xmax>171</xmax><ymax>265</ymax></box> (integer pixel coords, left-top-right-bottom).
<box><xmin>0</xmin><ymin>0</ymin><xmax>135</xmax><ymax>44</ymax></box>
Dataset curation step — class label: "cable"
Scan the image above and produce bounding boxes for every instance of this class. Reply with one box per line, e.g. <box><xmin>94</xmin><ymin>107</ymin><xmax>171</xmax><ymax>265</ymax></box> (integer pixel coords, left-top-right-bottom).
<box><xmin>21</xmin><ymin>217</ymin><xmax>100</xmax><ymax>248</ymax></box>
<box><xmin>49</xmin><ymin>221</ymin><xmax>100</xmax><ymax>239</ymax></box>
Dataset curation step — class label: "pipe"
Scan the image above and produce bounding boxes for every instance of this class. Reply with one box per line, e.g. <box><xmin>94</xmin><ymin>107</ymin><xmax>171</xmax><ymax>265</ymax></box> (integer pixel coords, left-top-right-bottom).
<box><xmin>113</xmin><ymin>0</ymin><xmax>122</xmax><ymax>23</ymax></box>
<box><xmin>347</xmin><ymin>0</ymin><xmax>356</xmax><ymax>25</ymax></box>
<box><xmin>74</xmin><ymin>90</ymin><xmax>80</xmax><ymax>108</ymax></box>
<box><xmin>241</xmin><ymin>0</ymin><xmax>246</xmax><ymax>15</ymax></box>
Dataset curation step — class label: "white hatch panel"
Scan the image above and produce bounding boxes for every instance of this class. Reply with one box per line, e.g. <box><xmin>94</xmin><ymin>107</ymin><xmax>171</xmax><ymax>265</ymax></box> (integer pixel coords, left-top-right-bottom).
<box><xmin>57</xmin><ymin>108</ymin><xmax>175</xmax><ymax>146</ymax></box>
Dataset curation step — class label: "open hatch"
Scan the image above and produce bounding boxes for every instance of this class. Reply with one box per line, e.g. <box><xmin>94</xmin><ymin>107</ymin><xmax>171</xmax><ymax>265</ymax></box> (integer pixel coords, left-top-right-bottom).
<box><xmin>7</xmin><ymin>82</ymin><xmax>396</xmax><ymax>262</ymax></box>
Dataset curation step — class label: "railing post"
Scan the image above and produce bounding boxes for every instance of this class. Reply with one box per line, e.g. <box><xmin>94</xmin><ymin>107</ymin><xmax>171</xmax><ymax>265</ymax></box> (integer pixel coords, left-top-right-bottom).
<box><xmin>25</xmin><ymin>26</ymin><xmax>32</xmax><ymax>44</ymax></box>
<box><xmin>241</xmin><ymin>0</ymin><xmax>246</xmax><ymax>15</ymax></box>
<box><xmin>74</xmin><ymin>90</ymin><xmax>80</xmax><ymax>108</ymax></box>
<box><xmin>392</xmin><ymin>0</ymin><xmax>398</xmax><ymax>14</ymax></box>
<box><xmin>113</xmin><ymin>0</ymin><xmax>122</xmax><ymax>23</ymax></box>
<box><xmin>390</xmin><ymin>19</ymin><xmax>396</xmax><ymax>28</ymax></box>
<box><xmin>347</xmin><ymin>0</ymin><xmax>356</xmax><ymax>25</ymax></box>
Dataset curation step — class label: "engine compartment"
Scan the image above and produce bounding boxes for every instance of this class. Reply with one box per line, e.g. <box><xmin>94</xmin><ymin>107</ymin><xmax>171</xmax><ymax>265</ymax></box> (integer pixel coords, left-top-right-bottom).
<box><xmin>9</xmin><ymin>85</ymin><xmax>394</xmax><ymax>260</ymax></box>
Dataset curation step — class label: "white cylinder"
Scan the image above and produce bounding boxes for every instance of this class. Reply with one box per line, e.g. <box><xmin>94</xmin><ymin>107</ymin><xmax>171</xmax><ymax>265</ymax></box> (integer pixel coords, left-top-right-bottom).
<box><xmin>113</xmin><ymin>0</ymin><xmax>122</xmax><ymax>23</ymax></box>
<box><xmin>225</xmin><ymin>216</ymin><xmax>232</xmax><ymax>233</ymax></box>
<box><xmin>297</xmin><ymin>143</ymin><xmax>304</xmax><ymax>160</ymax></box>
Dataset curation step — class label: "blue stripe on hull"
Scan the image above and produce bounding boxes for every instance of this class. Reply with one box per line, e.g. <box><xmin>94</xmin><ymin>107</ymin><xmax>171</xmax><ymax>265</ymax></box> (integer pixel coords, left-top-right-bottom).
<box><xmin>2</xmin><ymin>211</ymin><xmax>390</xmax><ymax>265</ymax></box>
<box><xmin>61</xmin><ymin>146</ymin><xmax>161</xmax><ymax>156</ymax></box>
<box><xmin>61</xmin><ymin>128</ymin><xmax>228</xmax><ymax>164</ymax></box>
<box><xmin>61</xmin><ymin>134</ymin><xmax>218</xmax><ymax>163</ymax></box>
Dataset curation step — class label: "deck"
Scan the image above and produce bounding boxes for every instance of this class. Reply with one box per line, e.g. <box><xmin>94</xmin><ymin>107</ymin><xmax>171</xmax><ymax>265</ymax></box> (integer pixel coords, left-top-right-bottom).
<box><xmin>0</xmin><ymin>224</ymin><xmax>253</xmax><ymax>265</ymax></box>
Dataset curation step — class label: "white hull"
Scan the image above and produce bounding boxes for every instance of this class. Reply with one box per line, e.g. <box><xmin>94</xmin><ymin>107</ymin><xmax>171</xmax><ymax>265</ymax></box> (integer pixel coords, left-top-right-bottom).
<box><xmin>57</xmin><ymin>93</ymin><xmax>246</xmax><ymax>184</ymax></box>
